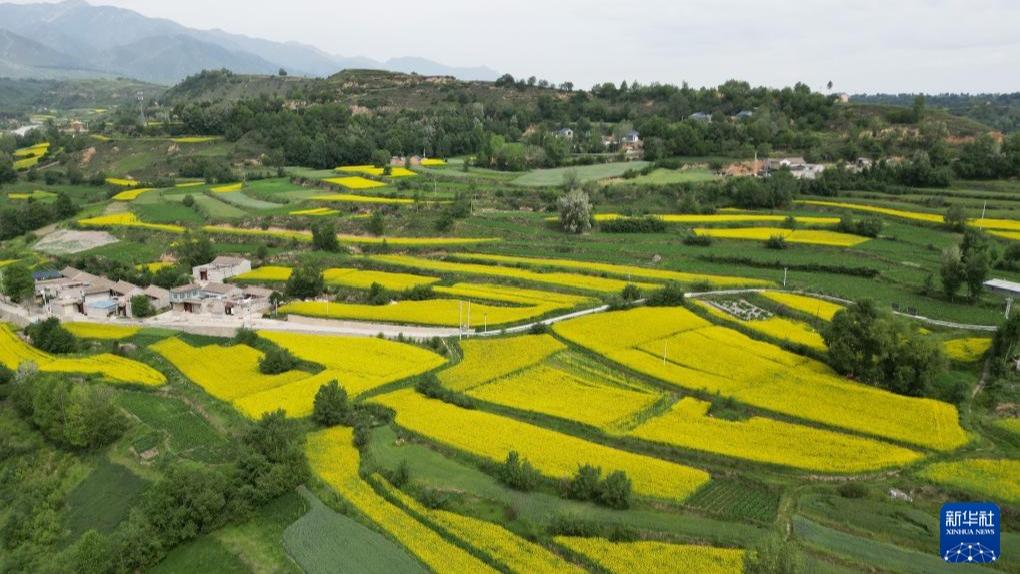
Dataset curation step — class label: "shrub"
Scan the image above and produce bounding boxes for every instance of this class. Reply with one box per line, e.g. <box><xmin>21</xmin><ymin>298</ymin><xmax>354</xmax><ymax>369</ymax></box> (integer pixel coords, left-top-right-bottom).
<box><xmin>0</xmin><ymin>364</ymin><xmax>13</xmax><ymax>385</ymax></box>
<box><xmin>130</xmin><ymin>294</ymin><xmax>156</xmax><ymax>318</ymax></box>
<box><xmin>258</xmin><ymin>347</ymin><xmax>296</xmax><ymax>374</ymax></box>
<box><xmin>837</xmin><ymin>483</ymin><xmax>868</xmax><ymax>499</ymax></box>
<box><xmin>682</xmin><ymin>232</ymin><xmax>713</xmax><ymax>246</ymax></box>
<box><xmin>311</xmin><ymin>220</ymin><xmax>340</xmax><ymax>252</ymax></box>
<box><xmin>564</xmin><ymin>464</ymin><xmax>603</xmax><ymax>501</ymax></box>
<box><xmin>598</xmin><ymin>470</ymin><xmax>632</xmax><ymax>509</ymax></box>
<box><xmin>312</xmin><ymin>380</ymin><xmax>350</xmax><ymax>427</ymax></box>
<box><xmin>601</xmin><ymin>216</ymin><xmax>665</xmax><ymax>233</ymax></box>
<box><xmin>285</xmin><ymin>262</ymin><xmax>324</xmax><ymax>299</ymax></box>
<box><xmin>368</xmin><ymin>282</ymin><xmax>391</xmax><ymax>305</ymax></box>
<box><xmin>765</xmin><ymin>235</ymin><xmax>788</xmax><ymax>250</ymax></box>
<box><xmin>498</xmin><ymin>451</ymin><xmax>541</xmax><ymax>491</ymax></box>
<box><xmin>414</xmin><ymin>373</ymin><xmax>475</xmax><ymax>409</ymax></box>
<box><xmin>233</xmin><ymin>327</ymin><xmax>258</xmax><ymax>346</ymax></box>
<box><xmin>621</xmin><ymin>284</ymin><xmax>642</xmax><ymax>302</ymax></box>
<box><xmin>645</xmin><ymin>281</ymin><xmax>685</xmax><ymax>307</ymax></box>
<box><xmin>25</xmin><ymin>318</ymin><xmax>78</xmax><ymax>354</ymax></box>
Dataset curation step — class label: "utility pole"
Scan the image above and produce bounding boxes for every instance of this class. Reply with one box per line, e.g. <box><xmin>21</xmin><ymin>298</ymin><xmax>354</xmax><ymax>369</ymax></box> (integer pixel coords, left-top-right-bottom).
<box><xmin>459</xmin><ymin>301</ymin><xmax>463</xmax><ymax>340</ymax></box>
<box><xmin>982</xmin><ymin>201</ymin><xmax>988</xmax><ymax>220</ymax></box>
<box><xmin>783</xmin><ymin>267</ymin><xmax>788</xmax><ymax>287</ymax></box>
<box><xmin>662</xmin><ymin>341</ymin><xmax>668</xmax><ymax>365</ymax></box>
<box><xmin>1007</xmin><ymin>297</ymin><xmax>1014</xmax><ymax>318</ymax></box>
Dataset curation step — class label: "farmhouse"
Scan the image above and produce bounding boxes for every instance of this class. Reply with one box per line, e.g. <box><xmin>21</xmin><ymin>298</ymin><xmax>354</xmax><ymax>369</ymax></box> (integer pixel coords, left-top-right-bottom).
<box><xmin>170</xmin><ymin>282</ymin><xmax>270</xmax><ymax>316</ymax></box>
<box><xmin>764</xmin><ymin>157</ymin><xmax>826</xmax><ymax>180</ymax></box>
<box><xmin>34</xmin><ymin>267</ymin><xmax>169</xmax><ymax>318</ymax></box>
<box><xmin>192</xmin><ymin>256</ymin><xmax>252</xmax><ymax>284</ymax></box>
<box><xmin>689</xmin><ymin>112</ymin><xmax>712</xmax><ymax>123</ymax></box>
<box><xmin>554</xmin><ymin>127</ymin><xmax>574</xmax><ymax>139</ymax></box>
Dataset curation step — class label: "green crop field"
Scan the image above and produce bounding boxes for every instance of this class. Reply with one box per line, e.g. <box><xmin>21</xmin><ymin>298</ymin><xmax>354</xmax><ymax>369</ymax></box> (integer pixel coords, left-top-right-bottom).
<box><xmin>512</xmin><ymin>161</ymin><xmax>651</xmax><ymax>186</ymax></box>
<box><xmin>63</xmin><ymin>458</ymin><xmax>149</xmax><ymax>541</ymax></box>
<box><xmin>628</xmin><ymin>167</ymin><xmax>719</xmax><ymax>185</ymax></box>
<box><xmin>283</xmin><ymin>487</ymin><xmax>425</xmax><ymax>574</ymax></box>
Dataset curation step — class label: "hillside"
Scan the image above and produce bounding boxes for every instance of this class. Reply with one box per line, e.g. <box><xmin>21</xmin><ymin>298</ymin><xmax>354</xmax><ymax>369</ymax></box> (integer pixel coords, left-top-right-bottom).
<box><xmin>0</xmin><ymin>0</ymin><xmax>499</xmax><ymax>84</ymax></box>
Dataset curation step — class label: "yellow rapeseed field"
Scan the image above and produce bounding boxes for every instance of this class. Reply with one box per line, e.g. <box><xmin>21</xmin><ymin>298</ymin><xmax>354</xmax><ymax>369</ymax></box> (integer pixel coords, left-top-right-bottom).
<box><xmin>289</xmin><ymin>207</ymin><xmax>338</xmax><ymax>216</ymax></box>
<box><xmin>692</xmin><ymin>227</ymin><xmax>870</xmax><ymax>247</ymax></box>
<box><xmin>311</xmin><ymin>193</ymin><xmax>413</xmax><ymax>205</ymax></box>
<box><xmin>105</xmin><ymin>177</ymin><xmax>140</xmax><ymax>187</ymax></box>
<box><xmin>79</xmin><ymin>213</ymin><xmax>185</xmax><ymax>234</ymax></box>
<box><xmin>970</xmin><ymin>218</ymin><xmax>1020</xmax><ymax>231</ymax></box>
<box><xmin>155</xmin><ymin>334</ymin><xmax>443</xmax><ymax>418</ymax></box>
<box><xmin>280</xmin><ymin>298</ymin><xmax>563</xmax><ymax>327</ymax></box>
<box><xmin>590</xmin><ymin>213</ymin><xmax>841</xmax><ymax>225</ymax></box>
<box><xmin>629</xmin><ymin>397</ymin><xmax>921</xmax><ymax>472</ymax></box>
<box><xmin>695</xmin><ymin>300</ymin><xmax>827</xmax><ymax>350</ymax></box>
<box><xmin>202</xmin><ymin>225</ymin><xmax>312</xmax><ymax>242</ymax></box>
<box><xmin>373</xmin><ymin>389</ymin><xmax>711</xmax><ymax>501</ymax></box>
<box><xmin>554</xmin><ymin>307</ymin><xmax>968</xmax><ymax>451</ymax></box>
<box><xmin>990</xmin><ymin>230</ymin><xmax>1020</xmax><ymax>241</ymax></box>
<box><xmin>175</xmin><ymin>181</ymin><xmax>205</xmax><ymax>188</ymax></box>
<box><xmin>760</xmin><ymin>291</ymin><xmax>844</xmax><ymax>321</ymax></box>
<box><xmin>378</xmin><ymin>479</ymin><xmax>585</xmax><ymax>573</ymax></box>
<box><xmin>136</xmin><ymin>261</ymin><xmax>174</xmax><ymax>273</ymax></box>
<box><xmin>13</xmin><ymin>142</ymin><xmax>49</xmax><ymax>157</ymax></box>
<box><xmin>211</xmin><ymin>182</ymin><xmax>243</xmax><ymax>193</ymax></box>
<box><xmin>306</xmin><ymin>427</ymin><xmax>499</xmax><ymax>573</ymax></box>
<box><xmin>420</xmin><ymin>158</ymin><xmax>447</xmax><ymax>166</ymax></box>
<box><xmin>995</xmin><ymin>419</ymin><xmax>1020</xmax><ymax>436</ymax></box>
<box><xmin>441</xmin><ymin>334</ymin><xmax>566</xmax><ymax>391</ymax></box>
<box><xmin>919</xmin><ymin>459</ymin><xmax>1020</xmax><ymax>505</ymax></box>
<box><xmin>469</xmin><ymin>362</ymin><xmax>660</xmax><ymax>429</ymax></box>
<box><xmin>371</xmin><ymin>254</ymin><xmax>661</xmax><ymax>294</ymax></box>
<box><xmin>448</xmin><ymin>253</ymin><xmax>772</xmax><ymax>288</ymax></box>
<box><xmin>64</xmin><ymin>323</ymin><xmax>141</xmax><ymax>340</ymax></box>
<box><xmin>171</xmin><ymin>136</ymin><xmax>219</xmax><ymax>143</ymax></box>
<box><xmin>234</xmin><ymin>266</ymin><xmax>293</xmax><ymax>282</ymax></box>
<box><xmin>323</xmin><ymin>267</ymin><xmax>439</xmax><ymax>291</ymax></box>
<box><xmin>112</xmin><ymin>187</ymin><xmax>155</xmax><ymax>201</ymax></box>
<box><xmin>796</xmin><ymin>200</ymin><xmax>944</xmax><ymax>223</ymax></box>
<box><xmin>258</xmin><ymin>331</ymin><xmax>445</xmax><ymax>396</ymax></box>
<box><xmin>554</xmin><ymin>537</ymin><xmax>744</xmax><ymax>574</ymax></box>
<box><xmin>433</xmin><ymin>283</ymin><xmax>592</xmax><ymax>308</ymax></box>
<box><xmin>323</xmin><ymin>176</ymin><xmax>387</xmax><ymax>189</ymax></box>
<box><xmin>336</xmin><ymin>165</ymin><xmax>417</xmax><ymax>177</ymax></box>
<box><xmin>942</xmin><ymin>337</ymin><xmax>992</xmax><ymax>362</ymax></box>
<box><xmin>0</xmin><ymin>324</ymin><xmax>165</xmax><ymax>386</ymax></box>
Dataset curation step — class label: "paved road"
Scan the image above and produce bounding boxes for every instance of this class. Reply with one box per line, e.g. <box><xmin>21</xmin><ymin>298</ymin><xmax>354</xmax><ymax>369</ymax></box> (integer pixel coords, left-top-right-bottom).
<box><xmin>0</xmin><ymin>289</ymin><xmax>1001</xmax><ymax>341</ymax></box>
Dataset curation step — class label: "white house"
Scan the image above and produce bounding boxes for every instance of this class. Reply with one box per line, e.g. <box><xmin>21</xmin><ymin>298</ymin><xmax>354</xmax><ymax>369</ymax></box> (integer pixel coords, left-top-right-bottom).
<box><xmin>170</xmin><ymin>282</ymin><xmax>270</xmax><ymax>316</ymax></box>
<box><xmin>192</xmin><ymin>256</ymin><xmax>251</xmax><ymax>284</ymax></box>
<box><xmin>555</xmin><ymin>127</ymin><xmax>574</xmax><ymax>139</ymax></box>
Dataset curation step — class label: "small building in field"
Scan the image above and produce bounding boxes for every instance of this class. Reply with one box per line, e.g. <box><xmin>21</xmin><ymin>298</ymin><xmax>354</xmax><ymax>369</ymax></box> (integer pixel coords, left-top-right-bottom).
<box><xmin>984</xmin><ymin>279</ymin><xmax>1020</xmax><ymax>298</ymax></box>
<box><xmin>85</xmin><ymin>299</ymin><xmax>118</xmax><ymax>319</ymax></box>
<box><xmin>192</xmin><ymin>256</ymin><xmax>251</xmax><ymax>284</ymax></box>
<box><xmin>689</xmin><ymin>112</ymin><xmax>712</xmax><ymax>123</ymax></box>
<box><xmin>734</xmin><ymin>110</ymin><xmax>754</xmax><ymax>120</ymax></box>
<box><xmin>170</xmin><ymin>282</ymin><xmax>270</xmax><ymax>316</ymax></box>
<box><xmin>555</xmin><ymin>127</ymin><xmax>574</xmax><ymax>139</ymax></box>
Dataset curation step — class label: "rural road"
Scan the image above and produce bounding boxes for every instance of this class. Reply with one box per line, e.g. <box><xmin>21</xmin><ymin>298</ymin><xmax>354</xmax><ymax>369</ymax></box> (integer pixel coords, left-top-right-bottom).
<box><xmin>0</xmin><ymin>289</ymin><xmax>1000</xmax><ymax>342</ymax></box>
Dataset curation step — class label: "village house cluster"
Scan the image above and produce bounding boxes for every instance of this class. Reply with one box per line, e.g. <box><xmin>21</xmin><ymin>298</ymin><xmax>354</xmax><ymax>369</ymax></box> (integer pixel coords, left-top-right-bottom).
<box><xmin>30</xmin><ymin>256</ymin><xmax>272</xmax><ymax>320</ymax></box>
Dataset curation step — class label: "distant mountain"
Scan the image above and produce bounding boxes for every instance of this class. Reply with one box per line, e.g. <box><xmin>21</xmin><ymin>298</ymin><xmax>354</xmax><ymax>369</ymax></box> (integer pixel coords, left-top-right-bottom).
<box><xmin>0</xmin><ymin>0</ymin><xmax>499</xmax><ymax>84</ymax></box>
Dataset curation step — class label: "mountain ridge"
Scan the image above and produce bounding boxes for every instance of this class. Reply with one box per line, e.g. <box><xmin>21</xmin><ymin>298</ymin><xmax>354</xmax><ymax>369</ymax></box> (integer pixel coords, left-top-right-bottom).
<box><xmin>0</xmin><ymin>0</ymin><xmax>499</xmax><ymax>84</ymax></box>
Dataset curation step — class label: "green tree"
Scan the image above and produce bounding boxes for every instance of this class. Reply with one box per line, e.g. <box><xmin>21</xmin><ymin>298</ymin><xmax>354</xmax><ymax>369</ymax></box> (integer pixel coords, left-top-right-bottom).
<box><xmin>72</xmin><ymin>530</ymin><xmax>111</xmax><ymax>574</ymax></box>
<box><xmin>645</xmin><ymin>281</ymin><xmax>685</xmax><ymax>307</ymax></box>
<box><xmin>597</xmin><ymin>470</ymin><xmax>632</xmax><ymax>509</ymax></box>
<box><xmin>367</xmin><ymin>211</ymin><xmax>386</xmax><ymax>236</ymax></box>
<box><xmin>177</xmin><ymin>233</ymin><xmax>214</xmax><ymax>268</ymax></box>
<box><xmin>2</xmin><ymin>263</ymin><xmax>34</xmax><ymax>303</ymax></box>
<box><xmin>25</xmin><ymin>317</ymin><xmax>78</xmax><ymax>354</ymax></box>
<box><xmin>311</xmin><ymin>220</ymin><xmax>340</xmax><ymax>252</ymax></box>
<box><xmin>130</xmin><ymin>294</ymin><xmax>156</xmax><ymax>318</ymax></box>
<box><xmin>557</xmin><ymin>188</ymin><xmax>593</xmax><ymax>234</ymax></box>
<box><xmin>940</xmin><ymin>246</ymin><xmax>965</xmax><ymax>301</ymax></box>
<box><xmin>498</xmin><ymin>451</ymin><xmax>541</xmax><ymax>491</ymax></box>
<box><xmin>63</xmin><ymin>384</ymin><xmax>129</xmax><ymax>449</ymax></box>
<box><xmin>258</xmin><ymin>347</ymin><xmax>296</xmax><ymax>374</ymax></box>
<box><xmin>565</xmin><ymin>464</ymin><xmax>602</xmax><ymax>501</ymax></box>
<box><xmin>744</xmin><ymin>534</ymin><xmax>803</xmax><ymax>574</ymax></box>
<box><xmin>312</xmin><ymin>380</ymin><xmax>350</xmax><ymax>427</ymax></box>
<box><xmin>945</xmin><ymin>204</ymin><xmax>967</xmax><ymax>231</ymax></box>
<box><xmin>823</xmin><ymin>301</ymin><xmax>945</xmax><ymax>397</ymax></box>
<box><xmin>285</xmin><ymin>262</ymin><xmax>324</xmax><ymax>299</ymax></box>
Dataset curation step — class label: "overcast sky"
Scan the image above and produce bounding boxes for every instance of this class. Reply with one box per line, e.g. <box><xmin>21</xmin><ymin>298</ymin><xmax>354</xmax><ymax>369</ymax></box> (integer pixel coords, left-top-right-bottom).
<box><xmin>14</xmin><ymin>0</ymin><xmax>1020</xmax><ymax>92</ymax></box>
